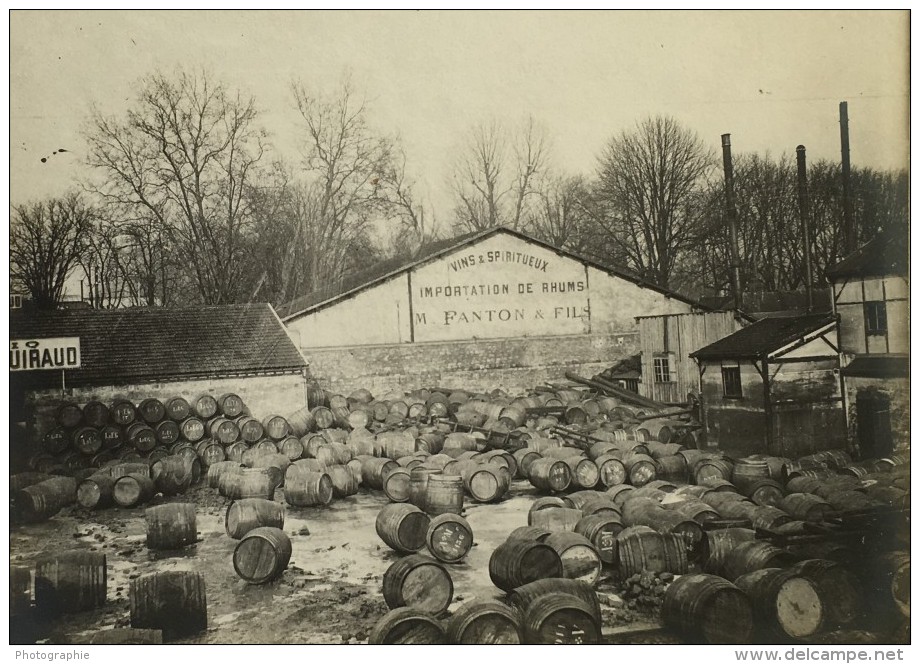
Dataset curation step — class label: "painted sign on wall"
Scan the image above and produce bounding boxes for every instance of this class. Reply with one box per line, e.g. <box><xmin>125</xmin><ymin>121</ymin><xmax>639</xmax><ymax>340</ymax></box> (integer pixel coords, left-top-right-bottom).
<box><xmin>10</xmin><ymin>337</ymin><xmax>81</xmax><ymax>371</ymax></box>
<box><xmin>411</xmin><ymin>234</ymin><xmax>591</xmax><ymax>342</ymax></box>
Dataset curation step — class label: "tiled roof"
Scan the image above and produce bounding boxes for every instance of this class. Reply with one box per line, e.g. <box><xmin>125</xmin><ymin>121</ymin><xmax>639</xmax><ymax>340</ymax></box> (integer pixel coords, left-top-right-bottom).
<box><xmin>277</xmin><ymin>226</ymin><xmax>708</xmax><ymax>321</ymax></box>
<box><xmin>825</xmin><ymin>231</ymin><xmax>908</xmax><ymax>280</ymax></box>
<box><xmin>840</xmin><ymin>355</ymin><xmax>909</xmax><ymax>379</ymax></box>
<box><xmin>690</xmin><ymin>313</ymin><xmax>835</xmax><ymax>360</ymax></box>
<box><xmin>10</xmin><ymin>303</ymin><xmax>306</xmax><ymax>388</ymax></box>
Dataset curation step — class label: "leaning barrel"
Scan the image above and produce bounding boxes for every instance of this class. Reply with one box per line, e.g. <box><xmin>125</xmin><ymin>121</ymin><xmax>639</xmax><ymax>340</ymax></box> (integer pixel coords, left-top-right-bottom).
<box><xmin>233</xmin><ymin>527</ymin><xmax>292</xmax><ymax>584</ymax></box>
<box><xmin>376</xmin><ymin>503</ymin><xmax>431</xmax><ymax>553</ymax></box>
<box><xmin>446</xmin><ymin>600</ymin><xmax>523</xmax><ymax>644</ymax></box>
<box><xmin>662</xmin><ymin>573</ymin><xmax>753</xmax><ymax>644</ymax></box>
<box><xmin>425</xmin><ymin>513</ymin><xmax>474</xmax><ymax>563</ymax></box>
<box><xmin>489</xmin><ymin>539</ymin><xmax>564</xmax><ymax>592</ymax></box>
<box><xmin>368</xmin><ymin>607</ymin><xmax>447</xmax><ymax>644</ymax></box>
<box><xmin>226</xmin><ymin>498</ymin><xmax>285</xmax><ymax>539</ymax></box>
<box><xmin>382</xmin><ymin>554</ymin><xmax>454</xmax><ymax>615</ymax></box>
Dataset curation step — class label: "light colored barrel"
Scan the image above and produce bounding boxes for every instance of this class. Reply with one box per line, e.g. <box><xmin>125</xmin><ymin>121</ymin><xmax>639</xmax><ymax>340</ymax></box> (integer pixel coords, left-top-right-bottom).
<box><xmin>382</xmin><ymin>553</ymin><xmax>453</xmax><ymax>615</ymax></box>
<box><xmin>376</xmin><ymin>503</ymin><xmax>431</xmax><ymax>553</ymax></box>
<box><xmin>283</xmin><ymin>470</ymin><xmax>332</xmax><ymax>506</ymax></box>
<box><xmin>544</xmin><ymin>531</ymin><xmax>602</xmax><ymax>586</ymax></box>
<box><xmin>225</xmin><ymin>498</ymin><xmax>284</xmax><ymax>539</ymax></box>
<box><xmin>735</xmin><ymin>568</ymin><xmax>825</xmax><ymax>640</ymax></box>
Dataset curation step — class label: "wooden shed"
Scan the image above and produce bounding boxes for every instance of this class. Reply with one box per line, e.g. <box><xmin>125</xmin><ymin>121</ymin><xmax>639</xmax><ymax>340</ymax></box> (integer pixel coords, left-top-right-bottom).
<box><xmin>637</xmin><ymin>311</ymin><xmax>744</xmax><ymax>404</ymax></box>
<box><xmin>689</xmin><ymin>313</ymin><xmax>846</xmax><ymax>458</ymax></box>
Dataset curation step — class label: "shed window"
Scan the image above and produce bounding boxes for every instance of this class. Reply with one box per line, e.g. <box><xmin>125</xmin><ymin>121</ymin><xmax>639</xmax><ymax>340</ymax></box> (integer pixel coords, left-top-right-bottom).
<box><xmin>9</xmin><ymin>294</ymin><xmax>22</xmax><ymax>309</ymax></box>
<box><xmin>721</xmin><ymin>361</ymin><xmax>742</xmax><ymax>398</ymax></box>
<box><xmin>865</xmin><ymin>301</ymin><xmax>887</xmax><ymax>335</ymax></box>
<box><xmin>653</xmin><ymin>356</ymin><xmax>673</xmax><ymax>383</ymax></box>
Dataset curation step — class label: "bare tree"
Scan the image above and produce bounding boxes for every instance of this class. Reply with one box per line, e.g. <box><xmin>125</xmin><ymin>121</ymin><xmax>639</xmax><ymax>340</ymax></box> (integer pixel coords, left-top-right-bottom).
<box><xmin>377</xmin><ymin>147</ymin><xmax>439</xmax><ymax>257</ymax></box>
<box><xmin>450</xmin><ymin>116</ymin><xmax>551</xmax><ymax>233</ymax></box>
<box><xmin>290</xmin><ymin>77</ymin><xmax>395</xmax><ymax>291</ymax></box>
<box><xmin>77</xmin><ymin>217</ymin><xmax>132</xmax><ymax>309</ymax></box>
<box><xmin>85</xmin><ymin>68</ymin><xmax>266</xmax><ymax>305</ymax></box>
<box><xmin>528</xmin><ymin>174</ymin><xmax>593</xmax><ymax>252</ymax></box>
<box><xmin>592</xmin><ymin>116</ymin><xmax>715</xmax><ymax>288</ymax></box>
<box><xmin>10</xmin><ymin>192</ymin><xmax>94</xmax><ymax>309</ymax></box>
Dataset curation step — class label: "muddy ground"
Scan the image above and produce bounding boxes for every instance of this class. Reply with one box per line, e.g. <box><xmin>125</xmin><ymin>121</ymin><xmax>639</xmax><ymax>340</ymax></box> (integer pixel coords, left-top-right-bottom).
<box><xmin>10</xmin><ymin>479</ymin><xmax>675</xmax><ymax>645</ymax></box>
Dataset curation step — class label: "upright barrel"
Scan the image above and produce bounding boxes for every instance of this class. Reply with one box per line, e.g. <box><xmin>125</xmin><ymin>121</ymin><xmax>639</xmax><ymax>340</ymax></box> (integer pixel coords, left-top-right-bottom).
<box><xmin>130</xmin><ymin>571</ymin><xmax>207</xmax><ymax>641</ymax></box>
<box><xmin>34</xmin><ymin>551</ymin><xmax>107</xmax><ymax>617</ymax></box>
<box><xmin>145</xmin><ymin>503</ymin><xmax>197</xmax><ymax>550</ymax></box>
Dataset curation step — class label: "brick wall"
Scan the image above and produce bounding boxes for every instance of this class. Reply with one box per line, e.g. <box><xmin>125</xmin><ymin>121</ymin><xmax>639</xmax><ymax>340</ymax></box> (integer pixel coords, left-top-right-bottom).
<box><xmin>25</xmin><ymin>372</ymin><xmax>309</xmax><ymax>441</ymax></box>
<box><xmin>303</xmin><ymin>332</ymin><xmax>639</xmax><ymax>396</ymax></box>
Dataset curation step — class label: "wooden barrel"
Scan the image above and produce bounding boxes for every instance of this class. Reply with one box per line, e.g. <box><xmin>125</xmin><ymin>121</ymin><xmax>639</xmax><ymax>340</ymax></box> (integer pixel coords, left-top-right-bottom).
<box><xmin>528</xmin><ymin>458</ymin><xmax>572</xmax><ymax>492</ymax></box>
<box><xmin>593</xmin><ymin>454</ymin><xmax>628</xmax><ymax>487</ymax></box>
<box><xmin>735</xmin><ymin>568</ymin><xmax>825</xmax><ymax>640</ymax></box>
<box><xmin>544</xmin><ymin>531</ymin><xmax>602</xmax><ymax>586</ymax></box>
<box><xmin>208</xmin><ymin>417</ymin><xmax>240</xmax><ymax>445</ymax></box>
<box><xmin>163</xmin><ymin>396</ymin><xmax>190</xmax><ymax>422</ymax></box>
<box><xmin>14</xmin><ymin>476</ymin><xmax>78</xmax><ymax>522</ymax></box>
<box><xmin>382</xmin><ymin>467</ymin><xmax>411</xmax><ymax>502</ymax></box>
<box><xmin>72</xmin><ymin>426</ymin><xmax>102</xmax><ymax>456</ymax></box>
<box><xmin>464</xmin><ymin>464</ymin><xmax>510</xmax><ymax>502</ymax></box>
<box><xmin>91</xmin><ymin>628</ymin><xmax>163</xmax><ymax>644</ymax></box>
<box><xmin>867</xmin><ymin>552</ymin><xmax>910</xmax><ymax>620</ymax></box>
<box><xmin>655</xmin><ymin>454</ymin><xmax>690</xmax><ymax>483</ymax></box>
<box><xmin>781</xmin><ymin>493</ymin><xmax>833</xmax><ymax>522</ymax></box>
<box><xmin>206</xmin><ymin>460</ymin><xmax>239</xmax><ymax>488</ymax></box>
<box><xmin>421</xmin><ymin>473</ymin><xmax>462</xmax><ymax>515</ymax></box>
<box><xmin>55</xmin><ymin>402</ymin><xmax>83</xmax><ymax>429</ymax></box>
<box><xmin>522</xmin><ymin>591</ymin><xmax>600</xmax><ymax>644</ymax></box>
<box><xmin>425</xmin><ymin>513</ymin><xmax>473</xmax><ymax>563</ymax></box>
<box><xmin>662</xmin><ymin>574</ymin><xmax>753</xmax><ymax>644</ymax></box>
<box><xmin>259</xmin><ymin>414</ymin><xmax>289</xmax><ymax>441</ymax></box>
<box><xmin>137</xmin><ymin>398</ymin><xmax>166</xmax><ymax>424</ymax></box>
<box><xmin>376</xmin><ymin>503</ymin><xmax>431</xmax><ymax>553</ymax></box>
<box><xmin>127</xmin><ymin>423</ymin><xmax>157</xmax><ymax>452</ymax></box>
<box><xmin>130</xmin><ymin>570</ymin><xmax>207</xmax><ymax>640</ymax></box>
<box><xmin>488</xmin><ymin>539</ymin><xmax>564</xmax><ymax>592</ymax></box>
<box><xmin>221</xmin><ymin>467</ymin><xmax>274</xmax><ymax>500</ymax></box>
<box><xmin>76</xmin><ymin>473</ymin><xmax>116</xmax><ymax>509</ymax></box>
<box><xmin>446</xmin><ymin>599</ymin><xmax>522</xmax><ymax>644</ymax></box>
<box><xmin>235</xmin><ymin>416</ymin><xmax>265</xmax><ymax>443</ymax></box>
<box><xmin>511</xmin><ymin>449</ymin><xmax>540</xmax><ymax>480</ymax></box>
<box><xmin>311</xmin><ymin>406</ymin><xmax>335</xmax><ymax>430</ymax></box>
<box><xmin>508</xmin><ymin>525</ymin><xmax>552</xmax><ymax>542</ymax></box>
<box><xmin>81</xmin><ymin>400</ymin><xmax>109</xmax><ymax>428</ymax></box>
<box><xmin>283</xmin><ymin>470</ymin><xmax>332</xmax><ymax>506</ymax></box>
<box><xmin>617</xmin><ymin>529</ymin><xmax>688</xmax><ymax>577</ymax></box>
<box><xmin>562</xmin><ymin>457</ymin><xmax>600</xmax><ymax>489</ymax></box>
<box><xmin>327</xmin><ymin>464</ymin><xmax>358</xmax><ymax>498</ymax></box>
<box><xmin>112</xmin><ymin>473</ymin><xmax>156</xmax><ymax>507</ymax></box>
<box><xmin>580</xmin><ymin>497</ymin><xmax>621</xmax><ymax>519</ymax></box>
<box><xmin>745</xmin><ymin>479</ymin><xmax>785</xmax><ymax>507</ymax></box>
<box><xmin>722</xmin><ymin>541</ymin><xmax>792</xmax><ymax>582</ymax></box>
<box><xmin>216</xmin><ymin>393</ymin><xmax>245</xmax><ymax>417</ymax></box>
<box><xmin>382</xmin><ymin>554</ymin><xmax>453</xmax><ymax>614</ymax></box>
<box><xmin>621</xmin><ymin>452</ymin><xmax>658</xmax><ymax>486</ymax></box>
<box><xmin>408</xmin><ymin>466</ymin><xmax>435</xmax><ymax>511</ymax></box>
<box><xmin>286</xmin><ymin>406</ymin><xmax>316</xmax><ymax>438</ymax></box>
<box><xmin>278</xmin><ymin>436</ymin><xmax>304</xmax><ymax>461</ymax></box>
<box><xmin>791</xmin><ymin>559</ymin><xmax>862</xmax><ymax>628</ymax></box>
<box><xmin>232</xmin><ymin>527</ymin><xmax>291</xmax><ymax>584</ymax></box>
<box><xmin>195</xmin><ymin>439</ymin><xmax>226</xmax><ymax>467</ymax></box>
<box><xmin>98</xmin><ymin>425</ymin><xmax>123</xmax><ymax>451</ymax></box>
<box><xmin>154</xmin><ymin>420</ymin><xmax>180</xmax><ymax>446</ymax></box>
<box><xmin>368</xmin><ymin>607</ymin><xmax>447</xmax><ymax>644</ymax></box>
<box><xmin>360</xmin><ymin>457</ymin><xmax>398</xmax><ymax>490</ymax></box>
<box><xmin>151</xmin><ymin>454</ymin><xmax>196</xmax><ymax>495</ymax></box>
<box><xmin>606</xmin><ymin>484</ymin><xmax>636</xmax><ymax>505</ymax></box>
<box><xmin>109</xmin><ymin>399</ymin><xmax>136</xmax><ymax>426</ymax></box>
<box><xmin>225</xmin><ymin>498</ymin><xmax>284</xmax><ymax>539</ymax></box>
<box><xmin>529</xmin><ymin>506</ymin><xmax>584</xmax><ymax>532</ymax></box>
<box><xmin>34</xmin><ymin>551</ymin><xmax>106</xmax><ymax>617</ymax></box>
<box><xmin>10</xmin><ymin>471</ymin><xmax>54</xmax><ymax>492</ymax></box>
<box><xmin>574</xmin><ymin>514</ymin><xmax>623</xmax><ymax>565</ymax></box>
<box><xmin>193</xmin><ymin>394</ymin><xmax>218</xmax><ymax>419</ymax></box>
<box><xmin>146</xmin><ymin>503</ymin><xmax>197</xmax><ymax>550</ymax></box>
<box><xmin>177</xmin><ymin>416</ymin><xmax>205</xmax><ymax>443</ymax></box>
<box><xmin>508</xmin><ymin>577</ymin><xmax>602</xmax><ymax>625</ymax></box>
<box><xmin>732</xmin><ymin>457</ymin><xmax>772</xmax><ymax>492</ymax></box>
<box><xmin>694</xmin><ymin>457</ymin><xmax>734</xmax><ymax>484</ymax></box>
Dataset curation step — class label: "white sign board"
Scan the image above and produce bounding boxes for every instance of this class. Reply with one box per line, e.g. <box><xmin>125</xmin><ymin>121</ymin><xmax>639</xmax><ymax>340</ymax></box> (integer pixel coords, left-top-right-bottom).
<box><xmin>411</xmin><ymin>234</ymin><xmax>591</xmax><ymax>342</ymax></box>
<box><xmin>10</xmin><ymin>337</ymin><xmax>81</xmax><ymax>371</ymax></box>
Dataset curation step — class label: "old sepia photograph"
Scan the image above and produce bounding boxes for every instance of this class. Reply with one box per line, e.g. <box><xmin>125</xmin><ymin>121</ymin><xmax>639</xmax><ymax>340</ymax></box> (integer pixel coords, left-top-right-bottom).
<box><xmin>6</xmin><ymin>8</ymin><xmax>911</xmax><ymax>651</ymax></box>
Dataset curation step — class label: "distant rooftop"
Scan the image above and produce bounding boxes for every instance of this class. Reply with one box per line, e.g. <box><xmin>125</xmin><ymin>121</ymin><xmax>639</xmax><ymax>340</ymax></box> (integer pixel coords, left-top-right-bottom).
<box><xmin>825</xmin><ymin>230</ymin><xmax>909</xmax><ymax>280</ymax></box>
<box><xmin>690</xmin><ymin>313</ymin><xmax>835</xmax><ymax>361</ymax></box>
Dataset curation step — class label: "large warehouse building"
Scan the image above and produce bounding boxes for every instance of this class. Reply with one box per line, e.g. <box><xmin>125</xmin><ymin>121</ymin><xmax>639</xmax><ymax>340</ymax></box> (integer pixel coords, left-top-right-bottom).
<box><xmin>278</xmin><ymin>227</ymin><xmax>705</xmax><ymax>394</ymax></box>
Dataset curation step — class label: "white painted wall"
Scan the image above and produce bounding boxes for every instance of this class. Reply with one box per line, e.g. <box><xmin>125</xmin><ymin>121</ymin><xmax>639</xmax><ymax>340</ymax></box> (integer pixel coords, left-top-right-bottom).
<box><xmin>588</xmin><ymin>267</ymin><xmax>692</xmax><ymax>334</ymax></box>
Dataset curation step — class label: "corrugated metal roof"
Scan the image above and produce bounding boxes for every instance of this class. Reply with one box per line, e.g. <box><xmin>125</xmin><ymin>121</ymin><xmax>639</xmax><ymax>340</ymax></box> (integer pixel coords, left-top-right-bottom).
<box><xmin>690</xmin><ymin>313</ymin><xmax>835</xmax><ymax>360</ymax></box>
<box><xmin>277</xmin><ymin>226</ymin><xmax>709</xmax><ymax>321</ymax></box>
<box><xmin>825</xmin><ymin>231</ymin><xmax>908</xmax><ymax>280</ymax></box>
<box><xmin>10</xmin><ymin>303</ymin><xmax>307</xmax><ymax>387</ymax></box>
<box><xmin>840</xmin><ymin>355</ymin><xmax>909</xmax><ymax>379</ymax></box>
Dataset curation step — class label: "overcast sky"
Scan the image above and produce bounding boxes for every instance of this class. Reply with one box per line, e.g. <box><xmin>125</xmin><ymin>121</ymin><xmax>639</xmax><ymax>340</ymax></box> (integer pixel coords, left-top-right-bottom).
<box><xmin>9</xmin><ymin>9</ymin><xmax>910</xmax><ymax>223</ymax></box>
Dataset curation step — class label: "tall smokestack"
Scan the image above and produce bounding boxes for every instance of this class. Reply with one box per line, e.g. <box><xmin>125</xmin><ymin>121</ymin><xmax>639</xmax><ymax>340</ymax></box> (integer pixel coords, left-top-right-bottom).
<box><xmin>839</xmin><ymin>102</ymin><xmax>856</xmax><ymax>254</ymax></box>
<box><xmin>796</xmin><ymin>145</ymin><xmax>815</xmax><ymax>313</ymax></box>
<box><xmin>721</xmin><ymin>133</ymin><xmax>742</xmax><ymax>310</ymax></box>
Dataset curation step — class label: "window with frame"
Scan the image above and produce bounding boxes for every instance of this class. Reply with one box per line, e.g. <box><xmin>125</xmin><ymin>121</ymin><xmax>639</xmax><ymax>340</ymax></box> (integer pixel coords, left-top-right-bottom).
<box><xmin>721</xmin><ymin>361</ymin><xmax>742</xmax><ymax>398</ymax></box>
<box><xmin>865</xmin><ymin>301</ymin><xmax>887</xmax><ymax>335</ymax></box>
<box><xmin>9</xmin><ymin>294</ymin><xmax>22</xmax><ymax>309</ymax></box>
<box><xmin>653</xmin><ymin>356</ymin><xmax>672</xmax><ymax>383</ymax></box>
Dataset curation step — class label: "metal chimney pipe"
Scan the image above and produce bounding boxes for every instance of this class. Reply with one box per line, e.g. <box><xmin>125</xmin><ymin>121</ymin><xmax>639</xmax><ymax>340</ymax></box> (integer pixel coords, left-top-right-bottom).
<box><xmin>796</xmin><ymin>145</ymin><xmax>815</xmax><ymax>312</ymax></box>
<box><xmin>721</xmin><ymin>133</ymin><xmax>743</xmax><ymax>310</ymax></box>
<box><xmin>839</xmin><ymin>102</ymin><xmax>856</xmax><ymax>254</ymax></box>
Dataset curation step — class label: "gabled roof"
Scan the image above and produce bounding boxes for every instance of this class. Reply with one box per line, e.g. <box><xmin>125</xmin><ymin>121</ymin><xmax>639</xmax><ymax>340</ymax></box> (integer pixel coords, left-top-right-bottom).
<box><xmin>10</xmin><ymin>303</ymin><xmax>307</xmax><ymax>388</ymax></box>
<box><xmin>825</xmin><ymin>231</ymin><xmax>908</xmax><ymax>280</ymax></box>
<box><xmin>690</xmin><ymin>313</ymin><xmax>835</xmax><ymax>361</ymax></box>
<box><xmin>277</xmin><ymin>226</ymin><xmax>708</xmax><ymax>321</ymax></box>
<box><xmin>840</xmin><ymin>355</ymin><xmax>909</xmax><ymax>379</ymax></box>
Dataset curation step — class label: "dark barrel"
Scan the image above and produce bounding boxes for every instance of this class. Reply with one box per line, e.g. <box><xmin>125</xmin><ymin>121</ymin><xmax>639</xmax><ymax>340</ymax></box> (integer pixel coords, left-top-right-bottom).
<box><xmin>574</xmin><ymin>513</ymin><xmax>623</xmax><ymax>565</ymax></box>
<box><xmin>790</xmin><ymin>559</ymin><xmax>861</xmax><ymax>628</ymax></box>
<box><xmin>544</xmin><ymin>531</ymin><xmax>602</xmax><ymax>586</ymax></box>
<box><xmin>735</xmin><ymin>567</ymin><xmax>825</xmax><ymax>640</ymax></box>
<box><xmin>83</xmin><ymin>400</ymin><xmax>110</xmax><ymax>428</ymax></box>
<box><xmin>165</xmin><ymin>396</ymin><xmax>191</xmax><ymax>422</ymax></box>
<box><xmin>489</xmin><ymin>540</ymin><xmax>564</xmax><ymax>592</ymax></box>
<box><xmin>34</xmin><ymin>551</ymin><xmax>107</xmax><ymax>617</ymax></box>
<box><xmin>130</xmin><ymin>570</ymin><xmax>207</xmax><ymax>641</ymax></box>
<box><xmin>617</xmin><ymin>528</ymin><xmax>688</xmax><ymax>577</ymax></box>
<box><xmin>528</xmin><ymin>458</ymin><xmax>572</xmax><ymax>492</ymax></box>
<box><xmin>110</xmin><ymin>400</ymin><xmax>137</xmax><ymax>426</ymax></box>
<box><xmin>217</xmin><ymin>393</ymin><xmax>246</xmax><ymax>417</ymax></box>
<box><xmin>722</xmin><ymin>541</ymin><xmax>793</xmax><ymax>582</ymax></box>
<box><xmin>507</xmin><ymin>525</ymin><xmax>552</xmax><ymax>542</ymax></box>
<box><xmin>376</xmin><ymin>503</ymin><xmax>431</xmax><ymax>553</ymax></box>
<box><xmin>368</xmin><ymin>607</ymin><xmax>447</xmax><ymax>645</ymax></box>
<box><xmin>72</xmin><ymin>427</ymin><xmax>103</xmax><ymax>456</ymax></box>
<box><xmin>145</xmin><ymin>503</ymin><xmax>197</xmax><ymax>550</ymax></box>
<box><xmin>522</xmin><ymin>592</ymin><xmax>600</xmax><ymax>644</ymax></box>
<box><xmin>233</xmin><ymin>527</ymin><xmax>292</xmax><ymax>584</ymax></box>
<box><xmin>446</xmin><ymin>600</ymin><xmax>523</xmax><ymax>644</ymax></box>
<box><xmin>138</xmin><ymin>398</ymin><xmax>166</xmax><ymax>424</ymax></box>
<box><xmin>662</xmin><ymin>573</ymin><xmax>753</xmax><ymax>644</ymax></box>
<box><xmin>13</xmin><ymin>476</ymin><xmax>77</xmax><ymax>523</ymax></box>
<box><xmin>193</xmin><ymin>394</ymin><xmax>218</xmax><ymax>419</ymax></box>
<box><xmin>90</xmin><ymin>628</ymin><xmax>163</xmax><ymax>644</ymax></box>
<box><xmin>382</xmin><ymin>554</ymin><xmax>454</xmax><ymax>615</ymax></box>
<box><xmin>425</xmin><ymin>513</ymin><xmax>474</xmax><ymax>563</ymax></box>
<box><xmin>383</xmin><ymin>467</ymin><xmax>411</xmax><ymax>502</ymax></box>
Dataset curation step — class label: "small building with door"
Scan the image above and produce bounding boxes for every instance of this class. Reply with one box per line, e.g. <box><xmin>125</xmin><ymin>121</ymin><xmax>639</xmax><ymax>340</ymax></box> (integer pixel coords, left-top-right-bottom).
<box><xmin>9</xmin><ymin>303</ymin><xmax>309</xmax><ymax>464</ymax></box>
<box><xmin>637</xmin><ymin>310</ymin><xmax>746</xmax><ymax>404</ymax></box>
<box><xmin>826</xmin><ymin>231</ymin><xmax>909</xmax><ymax>458</ymax></box>
<box><xmin>689</xmin><ymin>313</ymin><xmax>846</xmax><ymax>458</ymax></box>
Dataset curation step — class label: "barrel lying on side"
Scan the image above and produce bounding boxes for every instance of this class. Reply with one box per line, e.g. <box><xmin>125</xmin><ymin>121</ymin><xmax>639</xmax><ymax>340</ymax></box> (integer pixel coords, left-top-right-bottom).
<box><xmin>382</xmin><ymin>554</ymin><xmax>454</xmax><ymax>615</ymax></box>
<box><xmin>661</xmin><ymin>574</ymin><xmax>753</xmax><ymax>644</ymax></box>
<box><xmin>489</xmin><ymin>539</ymin><xmax>564</xmax><ymax>592</ymax></box>
<box><xmin>225</xmin><ymin>498</ymin><xmax>285</xmax><ymax>539</ymax></box>
<box><xmin>446</xmin><ymin>600</ymin><xmax>523</xmax><ymax>644</ymax></box>
<box><xmin>425</xmin><ymin>513</ymin><xmax>474</xmax><ymax>563</ymax></box>
<box><xmin>376</xmin><ymin>503</ymin><xmax>431</xmax><ymax>553</ymax></box>
<box><xmin>233</xmin><ymin>527</ymin><xmax>292</xmax><ymax>584</ymax></box>
<box><xmin>368</xmin><ymin>607</ymin><xmax>447</xmax><ymax>645</ymax></box>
